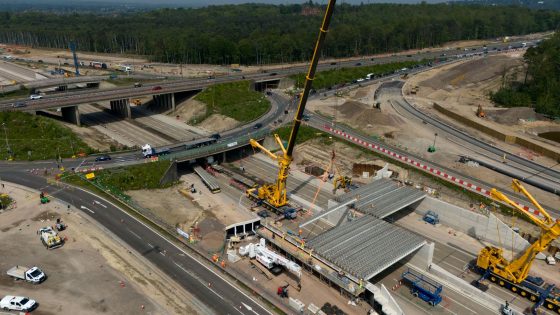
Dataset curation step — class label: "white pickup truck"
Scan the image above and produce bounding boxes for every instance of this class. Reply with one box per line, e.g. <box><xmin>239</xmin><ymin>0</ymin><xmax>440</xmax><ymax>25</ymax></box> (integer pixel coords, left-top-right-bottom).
<box><xmin>7</xmin><ymin>266</ymin><xmax>46</xmax><ymax>284</ymax></box>
<box><xmin>0</xmin><ymin>295</ymin><xmax>37</xmax><ymax>312</ymax></box>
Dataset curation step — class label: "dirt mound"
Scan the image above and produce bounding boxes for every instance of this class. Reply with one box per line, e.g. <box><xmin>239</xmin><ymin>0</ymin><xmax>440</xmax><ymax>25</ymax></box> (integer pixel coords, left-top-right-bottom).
<box><xmin>487</xmin><ymin>107</ymin><xmax>538</xmax><ymax>124</ymax></box>
<box><xmin>338</xmin><ymin>100</ymin><xmax>405</xmax><ymax>126</ymax></box>
<box><xmin>172</xmin><ymin>98</ymin><xmax>206</xmax><ymax>122</ymax></box>
<box><xmin>197</xmin><ymin>114</ymin><xmax>240</xmax><ymax>132</ymax></box>
<box><xmin>420</xmin><ymin>55</ymin><xmax>523</xmax><ymax>90</ymax></box>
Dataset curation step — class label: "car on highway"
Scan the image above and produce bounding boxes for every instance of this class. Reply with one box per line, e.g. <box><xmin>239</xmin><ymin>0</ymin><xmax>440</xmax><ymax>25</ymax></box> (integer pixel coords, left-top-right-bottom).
<box><xmin>152</xmin><ymin>86</ymin><xmax>162</xmax><ymax>91</ymax></box>
<box><xmin>134</xmin><ymin>82</ymin><xmax>142</xmax><ymax>87</ymax></box>
<box><xmin>269</xmin><ymin>72</ymin><xmax>277</xmax><ymax>76</ymax></box>
<box><xmin>11</xmin><ymin>102</ymin><xmax>27</xmax><ymax>108</ymax></box>
<box><xmin>0</xmin><ymin>295</ymin><xmax>37</xmax><ymax>312</ymax></box>
<box><xmin>253</xmin><ymin>123</ymin><xmax>263</xmax><ymax>129</ymax></box>
<box><xmin>257</xmin><ymin>210</ymin><xmax>270</xmax><ymax>218</ymax></box>
<box><xmin>355</xmin><ymin>62</ymin><xmax>362</xmax><ymax>66</ymax></box>
<box><xmin>356</xmin><ymin>78</ymin><xmax>365</xmax><ymax>83</ymax></box>
<box><xmin>29</xmin><ymin>94</ymin><xmax>42</xmax><ymax>100</ymax></box>
<box><xmin>94</xmin><ymin>155</ymin><xmax>112</xmax><ymax>162</ymax></box>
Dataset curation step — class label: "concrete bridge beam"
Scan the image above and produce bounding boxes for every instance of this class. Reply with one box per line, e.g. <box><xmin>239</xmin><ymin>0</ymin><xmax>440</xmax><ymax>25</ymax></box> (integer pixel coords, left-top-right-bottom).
<box><xmin>61</xmin><ymin>106</ymin><xmax>81</xmax><ymax>126</ymax></box>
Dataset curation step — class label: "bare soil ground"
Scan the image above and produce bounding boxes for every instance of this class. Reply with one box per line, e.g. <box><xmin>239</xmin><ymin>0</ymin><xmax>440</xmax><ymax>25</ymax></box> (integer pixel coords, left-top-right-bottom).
<box><xmin>129</xmin><ymin>173</ymin><xmax>255</xmax><ymax>254</ymax></box>
<box><xmin>0</xmin><ymin>182</ymin><xmax>200</xmax><ymax>315</ymax></box>
<box><xmin>405</xmin><ymin>53</ymin><xmax>560</xmax><ymax>162</ymax></box>
<box><xmin>63</xmin><ymin>121</ymin><xmax>123</xmax><ymax>151</ymax></box>
<box><xmin>171</xmin><ymin>98</ymin><xmax>240</xmax><ymax>133</ymax></box>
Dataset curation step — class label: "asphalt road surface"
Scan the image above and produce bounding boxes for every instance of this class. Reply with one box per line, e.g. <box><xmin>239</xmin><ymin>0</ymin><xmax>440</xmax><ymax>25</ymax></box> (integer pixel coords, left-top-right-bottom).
<box><xmin>0</xmin><ymin>167</ymin><xmax>273</xmax><ymax>315</ymax></box>
<box><xmin>381</xmin><ymin>81</ymin><xmax>560</xmax><ymax>192</ymax></box>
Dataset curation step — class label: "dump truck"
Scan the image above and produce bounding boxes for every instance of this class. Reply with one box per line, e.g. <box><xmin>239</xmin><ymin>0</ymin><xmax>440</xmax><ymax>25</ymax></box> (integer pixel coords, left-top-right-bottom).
<box><xmin>38</xmin><ymin>226</ymin><xmax>63</xmax><ymax>249</ymax></box>
<box><xmin>6</xmin><ymin>266</ymin><xmax>46</xmax><ymax>284</ymax></box>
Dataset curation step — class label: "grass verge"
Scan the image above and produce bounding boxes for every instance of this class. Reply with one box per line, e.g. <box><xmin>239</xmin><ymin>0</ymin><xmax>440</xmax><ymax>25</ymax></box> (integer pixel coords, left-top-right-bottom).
<box><xmin>194</xmin><ymin>80</ymin><xmax>270</xmax><ymax>123</ymax></box>
<box><xmin>88</xmin><ymin>161</ymin><xmax>174</xmax><ymax>192</ymax></box>
<box><xmin>0</xmin><ymin>111</ymin><xmax>93</xmax><ymax>160</ymax></box>
<box><xmin>0</xmin><ymin>86</ymin><xmax>30</xmax><ymax>101</ymax></box>
<box><xmin>291</xmin><ymin>60</ymin><xmax>429</xmax><ymax>90</ymax></box>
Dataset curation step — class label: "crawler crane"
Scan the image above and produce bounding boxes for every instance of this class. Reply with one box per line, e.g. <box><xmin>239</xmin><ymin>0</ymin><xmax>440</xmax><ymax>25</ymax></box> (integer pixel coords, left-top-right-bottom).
<box><xmin>246</xmin><ymin>0</ymin><xmax>337</xmax><ymax>209</ymax></box>
<box><xmin>476</xmin><ymin>179</ymin><xmax>560</xmax><ymax>312</ymax></box>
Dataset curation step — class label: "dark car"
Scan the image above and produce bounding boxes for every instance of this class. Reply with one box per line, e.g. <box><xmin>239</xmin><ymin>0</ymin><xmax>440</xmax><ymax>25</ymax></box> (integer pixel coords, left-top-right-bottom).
<box><xmin>257</xmin><ymin>210</ymin><xmax>270</xmax><ymax>218</ymax></box>
<box><xmin>253</xmin><ymin>123</ymin><xmax>263</xmax><ymax>129</ymax></box>
<box><xmin>210</xmin><ymin>133</ymin><xmax>221</xmax><ymax>140</ymax></box>
<box><xmin>355</xmin><ymin>62</ymin><xmax>362</xmax><ymax>66</ymax></box>
<box><xmin>134</xmin><ymin>82</ymin><xmax>142</xmax><ymax>88</ymax></box>
<box><xmin>12</xmin><ymin>102</ymin><xmax>27</xmax><ymax>108</ymax></box>
<box><xmin>152</xmin><ymin>86</ymin><xmax>162</xmax><ymax>91</ymax></box>
<box><xmin>330</xmin><ymin>62</ymin><xmax>337</xmax><ymax>65</ymax></box>
<box><xmin>269</xmin><ymin>72</ymin><xmax>277</xmax><ymax>76</ymax></box>
<box><xmin>95</xmin><ymin>155</ymin><xmax>112</xmax><ymax>162</ymax></box>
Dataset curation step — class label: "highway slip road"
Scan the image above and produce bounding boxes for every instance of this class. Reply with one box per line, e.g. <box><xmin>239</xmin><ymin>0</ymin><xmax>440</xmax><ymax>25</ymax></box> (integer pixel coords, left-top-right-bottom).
<box><xmin>0</xmin><ymin>168</ymin><xmax>272</xmax><ymax>315</ymax></box>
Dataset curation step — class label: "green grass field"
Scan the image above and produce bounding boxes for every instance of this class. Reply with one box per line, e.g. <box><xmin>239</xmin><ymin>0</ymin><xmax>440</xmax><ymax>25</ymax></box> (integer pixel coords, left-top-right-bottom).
<box><xmin>194</xmin><ymin>80</ymin><xmax>270</xmax><ymax>123</ymax></box>
<box><xmin>291</xmin><ymin>60</ymin><xmax>428</xmax><ymax>90</ymax></box>
<box><xmin>91</xmin><ymin>161</ymin><xmax>174</xmax><ymax>191</ymax></box>
<box><xmin>0</xmin><ymin>112</ymin><xmax>93</xmax><ymax>160</ymax></box>
<box><xmin>274</xmin><ymin>125</ymin><xmax>331</xmax><ymax>146</ymax></box>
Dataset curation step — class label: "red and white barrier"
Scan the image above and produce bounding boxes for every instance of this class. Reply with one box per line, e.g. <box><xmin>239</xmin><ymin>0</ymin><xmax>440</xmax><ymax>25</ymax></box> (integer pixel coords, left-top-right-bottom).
<box><xmin>324</xmin><ymin>125</ymin><xmax>542</xmax><ymax>218</ymax></box>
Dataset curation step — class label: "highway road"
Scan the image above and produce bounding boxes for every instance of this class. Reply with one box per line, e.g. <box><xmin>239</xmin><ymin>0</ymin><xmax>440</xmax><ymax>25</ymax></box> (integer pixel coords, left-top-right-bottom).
<box><xmin>301</xmin><ymin>107</ymin><xmax>560</xmax><ymax>218</ymax></box>
<box><xmin>382</xmin><ymin>81</ymin><xmax>560</xmax><ymax>194</ymax></box>
<box><xmin>0</xmin><ymin>38</ymin><xmax>534</xmax><ymax>112</ymax></box>
<box><xmin>0</xmin><ymin>168</ymin><xmax>274</xmax><ymax>315</ymax></box>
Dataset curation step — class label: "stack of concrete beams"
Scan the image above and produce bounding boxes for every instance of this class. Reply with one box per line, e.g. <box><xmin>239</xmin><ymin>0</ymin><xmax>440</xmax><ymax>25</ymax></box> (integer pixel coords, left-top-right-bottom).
<box><xmin>193</xmin><ymin>166</ymin><xmax>220</xmax><ymax>193</ymax></box>
<box><xmin>335</xmin><ymin>179</ymin><xmax>425</xmax><ymax>219</ymax></box>
<box><xmin>307</xmin><ymin>215</ymin><xmax>426</xmax><ymax>280</ymax></box>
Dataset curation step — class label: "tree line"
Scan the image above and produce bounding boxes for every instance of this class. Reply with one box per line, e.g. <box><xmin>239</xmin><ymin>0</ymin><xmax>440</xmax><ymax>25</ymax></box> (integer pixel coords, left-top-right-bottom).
<box><xmin>492</xmin><ymin>33</ymin><xmax>560</xmax><ymax>117</ymax></box>
<box><xmin>0</xmin><ymin>3</ymin><xmax>559</xmax><ymax>65</ymax></box>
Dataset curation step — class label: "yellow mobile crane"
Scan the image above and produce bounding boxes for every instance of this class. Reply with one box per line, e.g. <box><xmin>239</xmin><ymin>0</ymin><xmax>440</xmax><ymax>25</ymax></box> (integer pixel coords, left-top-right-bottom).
<box><xmin>247</xmin><ymin>0</ymin><xmax>337</xmax><ymax>209</ymax></box>
<box><xmin>476</xmin><ymin>179</ymin><xmax>560</xmax><ymax>312</ymax></box>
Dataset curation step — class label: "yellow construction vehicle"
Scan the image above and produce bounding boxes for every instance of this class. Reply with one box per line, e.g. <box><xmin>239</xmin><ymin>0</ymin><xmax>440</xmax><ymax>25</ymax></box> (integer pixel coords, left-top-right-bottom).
<box><xmin>246</xmin><ymin>0</ymin><xmax>336</xmax><ymax>209</ymax></box>
<box><xmin>132</xmin><ymin>99</ymin><xmax>142</xmax><ymax>106</ymax></box>
<box><xmin>476</xmin><ymin>179</ymin><xmax>560</xmax><ymax>312</ymax></box>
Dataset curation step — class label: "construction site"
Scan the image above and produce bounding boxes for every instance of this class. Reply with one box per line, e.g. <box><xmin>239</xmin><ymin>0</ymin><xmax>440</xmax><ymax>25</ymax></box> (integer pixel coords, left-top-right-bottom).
<box><xmin>0</xmin><ymin>1</ymin><xmax>559</xmax><ymax>315</ymax></box>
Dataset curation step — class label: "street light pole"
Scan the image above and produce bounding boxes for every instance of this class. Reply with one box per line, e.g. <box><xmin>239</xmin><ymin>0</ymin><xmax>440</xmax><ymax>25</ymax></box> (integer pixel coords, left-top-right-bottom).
<box><xmin>433</xmin><ymin>132</ymin><xmax>438</xmax><ymax>148</ymax></box>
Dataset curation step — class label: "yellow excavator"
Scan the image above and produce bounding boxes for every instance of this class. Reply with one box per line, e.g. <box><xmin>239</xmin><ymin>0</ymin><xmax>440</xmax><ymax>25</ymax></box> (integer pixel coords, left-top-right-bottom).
<box><xmin>246</xmin><ymin>0</ymin><xmax>336</xmax><ymax>209</ymax></box>
<box><xmin>476</xmin><ymin>179</ymin><xmax>560</xmax><ymax>312</ymax></box>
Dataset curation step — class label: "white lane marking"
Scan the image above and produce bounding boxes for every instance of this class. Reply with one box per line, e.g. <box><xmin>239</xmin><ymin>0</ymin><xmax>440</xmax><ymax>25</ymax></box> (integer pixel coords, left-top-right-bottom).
<box><xmin>80</xmin><ymin>205</ymin><xmax>94</xmax><ymax>214</ymax></box>
<box><xmin>173</xmin><ymin>261</ymin><xmax>226</xmax><ymax>301</ymax></box>
<box><xmin>159</xmin><ymin>251</ymin><xmax>166</xmax><ymax>256</ymax></box>
<box><xmin>68</xmin><ymin>184</ymin><xmax>273</xmax><ymax>315</ymax></box>
<box><xmin>93</xmin><ymin>200</ymin><xmax>107</xmax><ymax>208</ymax></box>
<box><xmin>444</xmin><ymin>293</ymin><xmax>478</xmax><ymax>314</ymax></box>
<box><xmin>147</xmin><ymin>243</ymin><xmax>155</xmax><ymax>248</ymax></box>
<box><xmin>241</xmin><ymin>303</ymin><xmax>259</xmax><ymax>315</ymax></box>
<box><xmin>126</xmin><ymin>228</ymin><xmax>142</xmax><ymax>240</ymax></box>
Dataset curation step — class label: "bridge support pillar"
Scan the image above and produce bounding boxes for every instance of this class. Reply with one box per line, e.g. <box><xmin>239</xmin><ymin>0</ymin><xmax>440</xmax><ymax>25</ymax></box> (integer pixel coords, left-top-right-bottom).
<box><xmin>151</xmin><ymin>94</ymin><xmax>174</xmax><ymax>111</ymax></box>
<box><xmin>61</xmin><ymin>106</ymin><xmax>81</xmax><ymax>126</ymax></box>
<box><xmin>110</xmin><ymin>99</ymin><xmax>131</xmax><ymax>119</ymax></box>
<box><xmin>222</xmin><ymin>151</ymin><xmax>227</xmax><ymax>163</ymax></box>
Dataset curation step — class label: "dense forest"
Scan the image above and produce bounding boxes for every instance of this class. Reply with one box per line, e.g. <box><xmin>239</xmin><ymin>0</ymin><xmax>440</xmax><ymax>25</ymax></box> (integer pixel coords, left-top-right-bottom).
<box><xmin>492</xmin><ymin>33</ymin><xmax>560</xmax><ymax>117</ymax></box>
<box><xmin>0</xmin><ymin>3</ymin><xmax>559</xmax><ymax>65</ymax></box>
